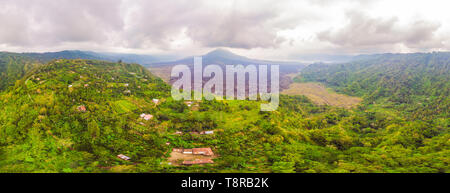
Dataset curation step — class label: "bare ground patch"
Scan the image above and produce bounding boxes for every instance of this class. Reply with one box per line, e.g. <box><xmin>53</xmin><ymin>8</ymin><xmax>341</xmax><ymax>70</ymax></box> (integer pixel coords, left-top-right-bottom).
<box><xmin>149</xmin><ymin>66</ymin><xmax>173</xmax><ymax>83</ymax></box>
<box><xmin>168</xmin><ymin>151</ymin><xmax>218</xmax><ymax>166</ymax></box>
<box><xmin>282</xmin><ymin>82</ymin><xmax>362</xmax><ymax>108</ymax></box>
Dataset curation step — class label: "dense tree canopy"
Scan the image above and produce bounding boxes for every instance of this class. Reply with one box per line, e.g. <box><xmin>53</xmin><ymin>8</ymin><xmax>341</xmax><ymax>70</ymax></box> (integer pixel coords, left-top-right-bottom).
<box><xmin>0</xmin><ymin>56</ymin><xmax>448</xmax><ymax>173</ymax></box>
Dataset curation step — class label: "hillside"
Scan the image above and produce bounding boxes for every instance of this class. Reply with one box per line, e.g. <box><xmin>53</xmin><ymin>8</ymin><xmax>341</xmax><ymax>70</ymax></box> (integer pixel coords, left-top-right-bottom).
<box><xmin>0</xmin><ymin>59</ymin><xmax>448</xmax><ymax>173</ymax></box>
<box><xmin>0</xmin><ymin>53</ymin><xmax>39</xmax><ymax>91</ymax></box>
<box><xmin>0</xmin><ymin>59</ymin><xmax>171</xmax><ymax>172</ymax></box>
<box><xmin>297</xmin><ymin>52</ymin><xmax>450</xmax><ymax>119</ymax></box>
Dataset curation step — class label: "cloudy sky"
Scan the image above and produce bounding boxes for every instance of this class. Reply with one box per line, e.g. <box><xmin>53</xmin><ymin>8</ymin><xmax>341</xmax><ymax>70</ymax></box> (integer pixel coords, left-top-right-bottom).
<box><xmin>1</xmin><ymin>0</ymin><xmax>450</xmax><ymax>60</ymax></box>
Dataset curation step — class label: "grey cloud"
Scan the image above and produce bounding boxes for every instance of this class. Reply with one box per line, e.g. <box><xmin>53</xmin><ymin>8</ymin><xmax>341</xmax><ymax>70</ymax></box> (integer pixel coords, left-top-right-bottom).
<box><xmin>0</xmin><ymin>7</ymin><xmax>31</xmax><ymax>46</ymax></box>
<box><xmin>0</xmin><ymin>0</ymin><xmax>124</xmax><ymax>46</ymax></box>
<box><xmin>186</xmin><ymin>8</ymin><xmax>285</xmax><ymax>49</ymax></box>
<box><xmin>317</xmin><ymin>11</ymin><xmax>443</xmax><ymax>50</ymax></box>
<box><xmin>0</xmin><ymin>0</ymin><xmax>448</xmax><ymax>55</ymax></box>
<box><xmin>308</xmin><ymin>0</ymin><xmax>376</xmax><ymax>7</ymax></box>
<box><xmin>125</xmin><ymin>0</ymin><xmax>299</xmax><ymax>49</ymax></box>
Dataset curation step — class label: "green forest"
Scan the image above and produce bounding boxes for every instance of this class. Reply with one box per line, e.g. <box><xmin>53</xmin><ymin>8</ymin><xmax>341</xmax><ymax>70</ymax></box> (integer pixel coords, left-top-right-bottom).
<box><xmin>0</xmin><ymin>52</ymin><xmax>448</xmax><ymax>173</ymax></box>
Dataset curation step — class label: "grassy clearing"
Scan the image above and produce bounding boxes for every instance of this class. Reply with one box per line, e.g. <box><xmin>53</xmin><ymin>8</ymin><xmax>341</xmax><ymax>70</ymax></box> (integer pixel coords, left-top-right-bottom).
<box><xmin>111</xmin><ymin>100</ymin><xmax>138</xmax><ymax>114</ymax></box>
<box><xmin>282</xmin><ymin>82</ymin><xmax>362</xmax><ymax>108</ymax></box>
<box><xmin>148</xmin><ymin>66</ymin><xmax>173</xmax><ymax>82</ymax></box>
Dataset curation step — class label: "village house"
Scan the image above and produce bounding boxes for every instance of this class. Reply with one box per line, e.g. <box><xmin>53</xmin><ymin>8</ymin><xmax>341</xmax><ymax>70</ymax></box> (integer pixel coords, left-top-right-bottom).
<box><xmin>200</xmin><ymin>131</ymin><xmax>214</xmax><ymax>135</ymax></box>
<box><xmin>144</xmin><ymin>114</ymin><xmax>153</xmax><ymax>120</ymax></box>
<box><xmin>117</xmin><ymin>154</ymin><xmax>131</xmax><ymax>161</ymax></box>
<box><xmin>174</xmin><ymin>131</ymin><xmax>183</xmax><ymax>135</ymax></box>
<box><xmin>77</xmin><ymin>105</ymin><xmax>86</xmax><ymax>112</ymax></box>
<box><xmin>140</xmin><ymin>113</ymin><xmax>153</xmax><ymax>121</ymax></box>
<box><xmin>185</xmin><ymin>101</ymin><xmax>201</xmax><ymax>108</ymax></box>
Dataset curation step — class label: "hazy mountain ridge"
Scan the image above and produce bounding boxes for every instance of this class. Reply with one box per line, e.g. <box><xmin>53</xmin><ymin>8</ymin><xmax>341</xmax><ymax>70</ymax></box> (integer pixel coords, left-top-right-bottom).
<box><xmin>150</xmin><ymin>49</ymin><xmax>306</xmax><ymax>92</ymax></box>
<box><xmin>153</xmin><ymin>48</ymin><xmax>305</xmax><ymax>67</ymax></box>
<box><xmin>17</xmin><ymin>50</ymin><xmax>174</xmax><ymax>65</ymax></box>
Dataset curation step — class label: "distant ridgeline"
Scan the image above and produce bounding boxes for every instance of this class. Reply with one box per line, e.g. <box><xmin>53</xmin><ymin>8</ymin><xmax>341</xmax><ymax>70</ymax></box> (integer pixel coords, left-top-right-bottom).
<box><xmin>22</xmin><ymin>50</ymin><xmax>162</xmax><ymax>65</ymax></box>
<box><xmin>0</xmin><ymin>50</ymin><xmax>166</xmax><ymax>91</ymax></box>
<box><xmin>297</xmin><ymin>52</ymin><xmax>450</xmax><ymax>119</ymax></box>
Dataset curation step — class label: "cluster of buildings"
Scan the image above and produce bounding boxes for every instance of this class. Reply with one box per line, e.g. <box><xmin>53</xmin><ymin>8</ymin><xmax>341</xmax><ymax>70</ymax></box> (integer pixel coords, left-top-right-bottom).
<box><xmin>171</xmin><ymin>148</ymin><xmax>215</xmax><ymax>165</ymax></box>
<box><xmin>173</xmin><ymin>130</ymin><xmax>214</xmax><ymax>135</ymax></box>
<box><xmin>172</xmin><ymin>148</ymin><xmax>214</xmax><ymax>156</ymax></box>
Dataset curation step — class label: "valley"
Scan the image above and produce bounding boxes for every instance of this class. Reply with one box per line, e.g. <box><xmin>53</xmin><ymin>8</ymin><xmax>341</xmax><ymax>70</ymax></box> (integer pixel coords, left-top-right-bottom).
<box><xmin>0</xmin><ymin>51</ymin><xmax>448</xmax><ymax>173</ymax></box>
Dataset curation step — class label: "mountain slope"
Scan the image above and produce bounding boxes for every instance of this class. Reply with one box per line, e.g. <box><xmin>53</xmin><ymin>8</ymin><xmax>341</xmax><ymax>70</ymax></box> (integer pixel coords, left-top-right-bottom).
<box><xmin>154</xmin><ymin>48</ymin><xmax>304</xmax><ymax>69</ymax></box>
<box><xmin>0</xmin><ymin>52</ymin><xmax>40</xmax><ymax>91</ymax></box>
